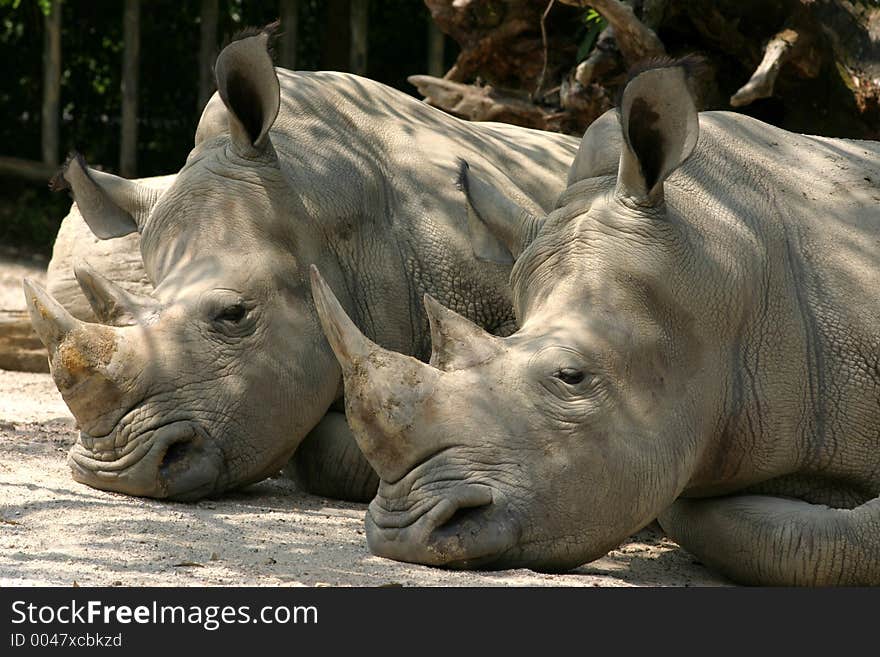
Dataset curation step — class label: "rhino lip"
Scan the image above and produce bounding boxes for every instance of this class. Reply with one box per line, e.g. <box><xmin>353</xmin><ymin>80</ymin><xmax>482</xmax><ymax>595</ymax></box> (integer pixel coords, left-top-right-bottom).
<box><xmin>365</xmin><ymin>484</ymin><xmax>521</xmax><ymax>569</ymax></box>
<box><xmin>68</xmin><ymin>421</ymin><xmax>222</xmax><ymax>499</ymax></box>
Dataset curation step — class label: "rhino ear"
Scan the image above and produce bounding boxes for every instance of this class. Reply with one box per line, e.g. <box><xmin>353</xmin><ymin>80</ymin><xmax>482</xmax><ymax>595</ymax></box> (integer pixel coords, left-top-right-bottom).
<box><xmin>567</xmin><ymin>109</ymin><xmax>625</xmax><ymax>186</ymax></box>
<box><xmin>214</xmin><ymin>28</ymin><xmax>281</xmax><ymax>156</ymax></box>
<box><xmin>458</xmin><ymin>160</ymin><xmax>545</xmax><ymax>264</ymax></box>
<box><xmin>194</xmin><ymin>93</ymin><xmax>228</xmax><ymax>146</ymax></box>
<box><xmin>49</xmin><ymin>153</ymin><xmax>160</xmax><ymax>239</ymax></box>
<box><xmin>615</xmin><ymin>63</ymin><xmax>699</xmax><ymax>206</ymax></box>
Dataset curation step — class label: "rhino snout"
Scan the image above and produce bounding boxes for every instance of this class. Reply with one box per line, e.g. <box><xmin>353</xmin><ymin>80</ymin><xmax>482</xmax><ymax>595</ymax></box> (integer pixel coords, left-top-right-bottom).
<box><xmin>365</xmin><ymin>483</ymin><xmax>520</xmax><ymax>569</ymax></box>
<box><xmin>68</xmin><ymin>421</ymin><xmax>224</xmax><ymax>500</ymax></box>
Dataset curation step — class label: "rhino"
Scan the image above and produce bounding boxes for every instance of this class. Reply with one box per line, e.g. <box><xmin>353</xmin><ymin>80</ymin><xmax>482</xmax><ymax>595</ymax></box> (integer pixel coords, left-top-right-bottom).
<box><xmin>23</xmin><ymin>29</ymin><xmax>578</xmax><ymax>502</ymax></box>
<box><xmin>310</xmin><ymin>61</ymin><xmax>880</xmax><ymax>585</ymax></box>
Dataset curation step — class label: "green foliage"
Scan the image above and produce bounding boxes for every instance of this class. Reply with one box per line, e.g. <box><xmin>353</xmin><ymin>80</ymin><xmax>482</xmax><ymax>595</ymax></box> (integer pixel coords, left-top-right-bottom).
<box><xmin>0</xmin><ymin>0</ymin><xmax>53</xmax><ymax>16</ymax></box>
<box><xmin>576</xmin><ymin>7</ymin><xmax>607</xmax><ymax>63</ymax></box>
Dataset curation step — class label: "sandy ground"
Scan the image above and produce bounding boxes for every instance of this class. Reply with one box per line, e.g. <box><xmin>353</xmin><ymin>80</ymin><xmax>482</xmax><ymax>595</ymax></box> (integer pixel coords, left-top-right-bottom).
<box><xmin>0</xmin><ymin>255</ymin><xmax>730</xmax><ymax>587</ymax></box>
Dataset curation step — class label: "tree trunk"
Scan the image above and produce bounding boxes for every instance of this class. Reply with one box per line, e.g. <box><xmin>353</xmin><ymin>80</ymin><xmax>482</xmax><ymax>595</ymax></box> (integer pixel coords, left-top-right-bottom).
<box><xmin>425</xmin><ymin>0</ymin><xmax>582</xmax><ymax>91</ymax></box>
<box><xmin>279</xmin><ymin>0</ymin><xmax>299</xmax><ymax>70</ymax></box>
<box><xmin>198</xmin><ymin>0</ymin><xmax>219</xmax><ymax>111</ymax></box>
<box><xmin>419</xmin><ymin>0</ymin><xmax>880</xmax><ymax>139</ymax></box>
<box><xmin>41</xmin><ymin>0</ymin><xmax>61</xmax><ymax>169</ymax></box>
<box><xmin>120</xmin><ymin>0</ymin><xmax>140</xmax><ymax>178</ymax></box>
<box><xmin>349</xmin><ymin>0</ymin><xmax>368</xmax><ymax>75</ymax></box>
<box><xmin>321</xmin><ymin>0</ymin><xmax>350</xmax><ymax>72</ymax></box>
<box><xmin>427</xmin><ymin>18</ymin><xmax>445</xmax><ymax>78</ymax></box>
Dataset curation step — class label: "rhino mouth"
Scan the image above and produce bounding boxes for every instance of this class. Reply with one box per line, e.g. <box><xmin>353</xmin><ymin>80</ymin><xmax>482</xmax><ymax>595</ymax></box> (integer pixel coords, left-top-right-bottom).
<box><xmin>365</xmin><ymin>475</ymin><xmax>522</xmax><ymax>569</ymax></box>
<box><xmin>68</xmin><ymin>420</ymin><xmax>224</xmax><ymax>500</ymax></box>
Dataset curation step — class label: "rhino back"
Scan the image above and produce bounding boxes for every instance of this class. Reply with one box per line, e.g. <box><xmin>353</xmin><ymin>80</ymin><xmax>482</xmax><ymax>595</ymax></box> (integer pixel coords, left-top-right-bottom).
<box><xmin>263</xmin><ymin>71</ymin><xmax>579</xmax><ymax>355</ymax></box>
<box><xmin>672</xmin><ymin>112</ymin><xmax>880</xmax><ymax>496</ymax></box>
<box><xmin>270</xmin><ymin>70</ymin><xmax>576</xmax><ymax>211</ymax></box>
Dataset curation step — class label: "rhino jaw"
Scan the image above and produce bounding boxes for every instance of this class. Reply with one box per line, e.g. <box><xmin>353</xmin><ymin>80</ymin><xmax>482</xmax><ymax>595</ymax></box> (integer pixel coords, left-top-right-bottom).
<box><xmin>365</xmin><ymin>480</ymin><xmax>522</xmax><ymax>569</ymax></box>
<box><xmin>67</xmin><ymin>421</ymin><xmax>224</xmax><ymax>500</ymax></box>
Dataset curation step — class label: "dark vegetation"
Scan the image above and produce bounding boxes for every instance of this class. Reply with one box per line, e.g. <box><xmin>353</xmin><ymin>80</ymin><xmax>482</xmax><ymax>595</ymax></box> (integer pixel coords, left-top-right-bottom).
<box><xmin>420</xmin><ymin>1</ymin><xmax>880</xmax><ymax>137</ymax></box>
<box><xmin>0</xmin><ymin>0</ymin><xmax>454</xmax><ymax>252</ymax></box>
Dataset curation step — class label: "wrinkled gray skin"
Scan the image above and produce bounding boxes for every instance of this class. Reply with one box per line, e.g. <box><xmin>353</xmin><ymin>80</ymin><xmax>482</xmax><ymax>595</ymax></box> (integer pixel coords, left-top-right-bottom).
<box><xmin>312</xmin><ymin>64</ymin><xmax>880</xmax><ymax>585</ymax></box>
<box><xmin>24</xmin><ymin>31</ymin><xmax>578</xmax><ymax>501</ymax></box>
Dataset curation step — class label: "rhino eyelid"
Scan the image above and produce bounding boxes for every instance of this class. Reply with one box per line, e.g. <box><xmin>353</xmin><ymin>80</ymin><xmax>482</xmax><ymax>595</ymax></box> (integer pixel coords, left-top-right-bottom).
<box><xmin>214</xmin><ymin>303</ymin><xmax>248</xmax><ymax>323</ymax></box>
<box><xmin>553</xmin><ymin>368</ymin><xmax>586</xmax><ymax>385</ymax></box>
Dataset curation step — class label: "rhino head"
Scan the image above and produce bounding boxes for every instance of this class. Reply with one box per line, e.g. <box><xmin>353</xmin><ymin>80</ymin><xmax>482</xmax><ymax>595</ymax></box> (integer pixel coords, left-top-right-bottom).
<box><xmin>25</xmin><ymin>30</ymin><xmax>344</xmax><ymax>499</ymax></box>
<box><xmin>312</xmin><ymin>64</ymin><xmax>711</xmax><ymax>569</ymax></box>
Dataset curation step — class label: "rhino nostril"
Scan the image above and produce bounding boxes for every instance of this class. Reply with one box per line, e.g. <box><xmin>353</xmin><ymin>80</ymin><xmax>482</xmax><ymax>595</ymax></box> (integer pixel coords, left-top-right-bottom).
<box><xmin>159</xmin><ymin>439</ymin><xmax>192</xmax><ymax>475</ymax></box>
<box><xmin>434</xmin><ymin>501</ymin><xmax>493</xmax><ymax>537</ymax></box>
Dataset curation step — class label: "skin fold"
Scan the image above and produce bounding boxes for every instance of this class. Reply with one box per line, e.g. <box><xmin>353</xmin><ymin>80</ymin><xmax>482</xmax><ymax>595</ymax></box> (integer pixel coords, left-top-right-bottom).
<box><xmin>312</xmin><ymin>62</ymin><xmax>880</xmax><ymax>585</ymax></box>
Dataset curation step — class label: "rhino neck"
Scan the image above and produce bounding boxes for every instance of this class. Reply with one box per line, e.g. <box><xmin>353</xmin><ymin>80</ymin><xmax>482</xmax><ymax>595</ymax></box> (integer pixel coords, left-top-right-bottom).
<box><xmin>269</xmin><ymin>71</ymin><xmax>578</xmax><ymax>359</ymax></box>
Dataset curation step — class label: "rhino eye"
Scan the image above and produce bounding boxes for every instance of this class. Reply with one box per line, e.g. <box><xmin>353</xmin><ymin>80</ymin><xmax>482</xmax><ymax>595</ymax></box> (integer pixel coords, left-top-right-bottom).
<box><xmin>553</xmin><ymin>368</ymin><xmax>585</xmax><ymax>385</ymax></box>
<box><xmin>215</xmin><ymin>303</ymin><xmax>247</xmax><ymax>323</ymax></box>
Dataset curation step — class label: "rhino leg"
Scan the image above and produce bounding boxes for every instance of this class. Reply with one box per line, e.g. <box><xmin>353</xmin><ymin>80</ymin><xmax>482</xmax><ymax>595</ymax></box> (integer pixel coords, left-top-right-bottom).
<box><xmin>284</xmin><ymin>411</ymin><xmax>379</xmax><ymax>503</ymax></box>
<box><xmin>658</xmin><ymin>495</ymin><xmax>880</xmax><ymax>586</ymax></box>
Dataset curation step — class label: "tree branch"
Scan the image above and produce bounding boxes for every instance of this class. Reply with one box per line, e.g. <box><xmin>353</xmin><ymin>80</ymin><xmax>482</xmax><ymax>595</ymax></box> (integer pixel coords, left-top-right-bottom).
<box><xmin>408</xmin><ymin>75</ymin><xmax>554</xmax><ymax>129</ymax></box>
<box><xmin>558</xmin><ymin>0</ymin><xmax>665</xmax><ymax>63</ymax></box>
<box><xmin>729</xmin><ymin>27</ymin><xmax>813</xmax><ymax>107</ymax></box>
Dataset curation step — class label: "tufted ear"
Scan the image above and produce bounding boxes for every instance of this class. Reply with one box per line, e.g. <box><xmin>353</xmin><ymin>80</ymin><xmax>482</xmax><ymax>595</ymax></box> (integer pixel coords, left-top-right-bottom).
<box><xmin>49</xmin><ymin>153</ymin><xmax>161</xmax><ymax>239</ymax></box>
<box><xmin>214</xmin><ymin>28</ymin><xmax>281</xmax><ymax>156</ymax></box>
<box><xmin>458</xmin><ymin>160</ymin><xmax>545</xmax><ymax>264</ymax></box>
<box><xmin>615</xmin><ymin>64</ymin><xmax>699</xmax><ymax>206</ymax></box>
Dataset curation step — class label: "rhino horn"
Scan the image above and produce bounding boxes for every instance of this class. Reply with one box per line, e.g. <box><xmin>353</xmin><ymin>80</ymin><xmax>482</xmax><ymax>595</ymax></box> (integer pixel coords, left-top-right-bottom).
<box><xmin>50</xmin><ymin>152</ymin><xmax>160</xmax><ymax>239</ymax></box>
<box><xmin>74</xmin><ymin>261</ymin><xmax>157</xmax><ymax>326</ymax></box>
<box><xmin>311</xmin><ymin>265</ymin><xmax>442</xmax><ymax>481</ymax></box>
<box><xmin>310</xmin><ymin>265</ymin><xmax>376</xmax><ymax>373</ymax></box>
<box><xmin>23</xmin><ymin>278</ymin><xmax>81</xmax><ymax>352</ymax></box>
<box><xmin>23</xmin><ymin>278</ymin><xmax>145</xmax><ymax>436</ymax></box>
<box><xmin>424</xmin><ymin>294</ymin><xmax>502</xmax><ymax>372</ymax></box>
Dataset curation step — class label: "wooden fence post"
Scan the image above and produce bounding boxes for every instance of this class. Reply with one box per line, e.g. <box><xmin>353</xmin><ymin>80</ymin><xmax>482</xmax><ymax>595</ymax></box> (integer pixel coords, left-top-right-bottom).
<box><xmin>427</xmin><ymin>16</ymin><xmax>444</xmax><ymax>78</ymax></box>
<box><xmin>198</xmin><ymin>0</ymin><xmax>219</xmax><ymax>111</ymax></box>
<box><xmin>41</xmin><ymin>0</ymin><xmax>62</xmax><ymax>168</ymax></box>
<box><xmin>349</xmin><ymin>0</ymin><xmax>368</xmax><ymax>75</ymax></box>
<box><xmin>120</xmin><ymin>0</ymin><xmax>140</xmax><ymax>177</ymax></box>
<box><xmin>279</xmin><ymin>0</ymin><xmax>299</xmax><ymax>70</ymax></box>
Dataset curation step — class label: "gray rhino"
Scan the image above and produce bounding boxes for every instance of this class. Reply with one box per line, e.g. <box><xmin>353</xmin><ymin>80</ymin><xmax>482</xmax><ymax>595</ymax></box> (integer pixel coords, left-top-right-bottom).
<box><xmin>310</xmin><ymin>62</ymin><xmax>880</xmax><ymax>585</ymax></box>
<box><xmin>23</xmin><ymin>30</ymin><xmax>578</xmax><ymax>501</ymax></box>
